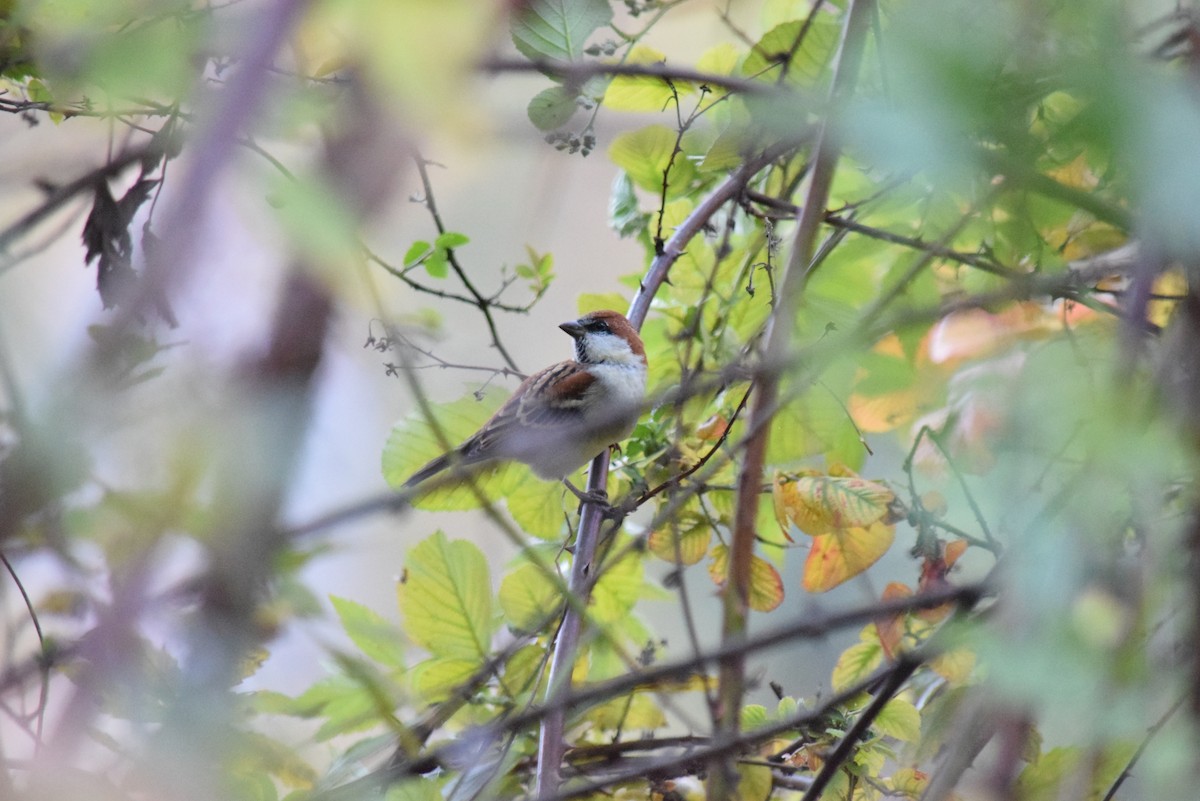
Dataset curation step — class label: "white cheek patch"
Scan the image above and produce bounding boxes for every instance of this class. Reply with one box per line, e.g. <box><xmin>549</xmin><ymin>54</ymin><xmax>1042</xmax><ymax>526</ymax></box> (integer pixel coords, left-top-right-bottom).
<box><xmin>584</xmin><ymin>333</ymin><xmax>639</xmax><ymax>365</ymax></box>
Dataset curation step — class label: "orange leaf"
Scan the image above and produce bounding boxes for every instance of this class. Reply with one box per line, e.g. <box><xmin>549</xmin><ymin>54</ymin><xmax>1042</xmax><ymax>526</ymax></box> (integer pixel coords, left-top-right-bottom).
<box><xmin>802</xmin><ymin>520</ymin><xmax>895</xmax><ymax>592</ymax></box>
<box><xmin>926</xmin><ymin>303</ymin><xmax>1045</xmax><ymax>365</ymax></box>
<box><xmin>773</xmin><ymin>472</ymin><xmax>895</xmax><ymax>537</ymax></box>
<box><xmin>943</xmin><ymin>538</ymin><xmax>968</xmax><ymax>568</ymax></box>
<box><xmin>695</xmin><ymin>414</ymin><xmax>729</xmax><ymax>441</ymax></box>
<box><xmin>875</xmin><ymin>582</ymin><xmax>912</xmax><ymax>659</ymax></box>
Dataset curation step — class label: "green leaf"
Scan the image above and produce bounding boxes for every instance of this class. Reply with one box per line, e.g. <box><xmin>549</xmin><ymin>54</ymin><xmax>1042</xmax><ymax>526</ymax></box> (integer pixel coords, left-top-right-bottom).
<box><xmin>403</xmin><ymin>240</ymin><xmax>431</xmax><ymax>268</ymax></box>
<box><xmin>397</xmin><ymin>532</ymin><xmax>494</xmax><ymax>660</ymax></box>
<box><xmin>512</xmin><ymin>0</ymin><xmax>613</xmax><ymax>62</ymax></box>
<box><xmin>874</xmin><ymin>697</ymin><xmax>921</xmax><ymax>742</ymax></box>
<box><xmin>528</xmin><ymin>85</ymin><xmax>578</xmax><ymax>130</ymax></box>
<box><xmin>381</xmin><ymin>388</ymin><xmax>511</xmax><ymax>510</ymax></box>
<box><xmin>435</xmin><ymin>231</ymin><xmax>469</xmax><ymax>249</ymax></box>
<box><xmin>408</xmin><ymin>656</ymin><xmax>481</xmax><ymax>703</ymax></box>
<box><xmin>498</xmin><ymin>562</ymin><xmax>561</xmax><ymax>632</ymax></box>
<box><xmin>425</xmin><ymin>252</ymin><xmax>449</xmax><ymax>279</ymax></box>
<box><xmin>603</xmin><ymin>46</ymin><xmax>687</xmax><ymax>112</ymax></box>
<box><xmin>831</xmin><ymin>638</ymin><xmax>884</xmax><ymax>692</ymax></box>
<box><xmin>608</xmin><ymin>125</ymin><xmax>696</xmax><ymax>197</ymax></box>
<box><xmin>329</xmin><ymin>596</ymin><xmax>405</xmax><ymax>668</ymax></box>
<box><xmin>607</xmin><ymin>170</ymin><xmax>648</xmax><ymax>238</ymax></box>
<box><xmin>741</xmin><ymin>704</ymin><xmax>769</xmax><ymax>729</ymax></box>
<box><xmin>742</xmin><ymin>16</ymin><xmax>840</xmax><ymax>87</ymax></box>
<box><xmin>505</xmin><ymin>471</ymin><xmax>568</xmax><ymax>539</ymax></box>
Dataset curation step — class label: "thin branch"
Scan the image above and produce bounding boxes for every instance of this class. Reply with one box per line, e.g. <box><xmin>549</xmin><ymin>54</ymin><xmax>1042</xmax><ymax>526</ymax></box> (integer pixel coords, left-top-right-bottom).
<box><xmin>0</xmin><ymin>145</ymin><xmax>158</xmax><ymax>254</ymax></box>
<box><xmin>800</xmin><ymin>658</ymin><xmax>919</xmax><ymax>801</ymax></box>
<box><xmin>479</xmin><ymin>56</ymin><xmax>775</xmax><ymax>97</ymax></box>
<box><xmin>1101</xmin><ymin>693</ymin><xmax>1186</xmax><ymax>801</ymax></box>
<box><xmin>412</xmin><ymin>157</ymin><xmax>521</xmax><ymax>372</ymax></box>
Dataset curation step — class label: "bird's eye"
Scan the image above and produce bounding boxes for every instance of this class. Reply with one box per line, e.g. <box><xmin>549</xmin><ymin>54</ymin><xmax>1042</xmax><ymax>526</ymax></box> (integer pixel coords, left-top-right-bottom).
<box><xmin>587</xmin><ymin>320</ymin><xmax>610</xmax><ymax>333</ymax></box>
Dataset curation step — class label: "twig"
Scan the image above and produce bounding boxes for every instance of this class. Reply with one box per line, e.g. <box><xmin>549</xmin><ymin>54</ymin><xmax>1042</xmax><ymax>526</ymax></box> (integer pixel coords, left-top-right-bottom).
<box><xmin>412</xmin><ymin>157</ymin><xmax>521</xmax><ymax>373</ymax></box>
<box><xmin>0</xmin><ymin>145</ymin><xmax>158</xmax><ymax>254</ymax></box>
<box><xmin>800</xmin><ymin>658</ymin><xmax>919</xmax><ymax>801</ymax></box>
<box><xmin>1101</xmin><ymin>693</ymin><xmax>1186</xmax><ymax>801</ymax></box>
<box><xmin>479</xmin><ymin>56</ymin><xmax>775</xmax><ymax>97</ymax></box>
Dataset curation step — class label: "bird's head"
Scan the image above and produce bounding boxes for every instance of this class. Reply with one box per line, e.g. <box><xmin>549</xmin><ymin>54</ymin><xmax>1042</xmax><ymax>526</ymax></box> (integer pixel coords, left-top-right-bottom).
<box><xmin>559</xmin><ymin>310</ymin><xmax>646</xmax><ymax>368</ymax></box>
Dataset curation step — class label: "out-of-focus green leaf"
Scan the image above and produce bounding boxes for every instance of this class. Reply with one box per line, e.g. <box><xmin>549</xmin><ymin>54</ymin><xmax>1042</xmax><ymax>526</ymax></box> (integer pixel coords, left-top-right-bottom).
<box><xmin>874</xmin><ymin>697</ymin><xmax>921</xmax><ymax>742</ymax></box>
<box><xmin>528</xmin><ymin>85</ymin><xmax>578</xmax><ymax>130</ymax></box>
<box><xmin>512</xmin><ymin>0</ymin><xmax>612</xmax><ymax>62</ymax></box>
<box><xmin>607</xmin><ymin>170</ymin><xmax>648</xmax><ymax>238</ymax></box>
<box><xmin>397</xmin><ymin>532</ymin><xmax>494</xmax><ymax>660</ymax></box>
<box><xmin>498</xmin><ymin>562</ymin><xmax>561</xmax><ymax>632</ymax></box>
<box><xmin>608</xmin><ymin>125</ymin><xmax>696</xmax><ymax>197</ymax></box>
<box><xmin>408</xmin><ymin>656</ymin><xmax>481</xmax><ymax>703</ymax></box>
<box><xmin>329</xmin><ymin>595</ymin><xmax>405</xmax><ymax>668</ymax></box>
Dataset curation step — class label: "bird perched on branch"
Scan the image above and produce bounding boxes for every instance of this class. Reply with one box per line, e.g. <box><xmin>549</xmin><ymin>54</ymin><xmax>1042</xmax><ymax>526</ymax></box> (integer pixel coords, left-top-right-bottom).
<box><xmin>402</xmin><ymin>310</ymin><xmax>647</xmax><ymax>497</ymax></box>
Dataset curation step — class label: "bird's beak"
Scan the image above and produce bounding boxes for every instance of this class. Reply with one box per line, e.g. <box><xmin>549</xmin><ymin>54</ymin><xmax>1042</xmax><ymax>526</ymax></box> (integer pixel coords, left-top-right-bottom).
<box><xmin>559</xmin><ymin>320</ymin><xmax>585</xmax><ymax>338</ymax></box>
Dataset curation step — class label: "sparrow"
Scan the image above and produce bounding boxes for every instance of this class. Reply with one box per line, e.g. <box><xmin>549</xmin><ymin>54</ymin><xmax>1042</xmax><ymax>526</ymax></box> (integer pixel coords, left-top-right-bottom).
<box><xmin>403</xmin><ymin>310</ymin><xmax>647</xmax><ymax>492</ymax></box>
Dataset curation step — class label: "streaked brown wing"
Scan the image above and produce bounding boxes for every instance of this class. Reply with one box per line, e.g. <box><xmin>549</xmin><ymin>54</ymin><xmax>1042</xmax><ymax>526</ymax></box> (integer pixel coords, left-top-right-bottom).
<box><xmin>459</xmin><ymin>361</ymin><xmax>592</xmax><ymax>461</ymax></box>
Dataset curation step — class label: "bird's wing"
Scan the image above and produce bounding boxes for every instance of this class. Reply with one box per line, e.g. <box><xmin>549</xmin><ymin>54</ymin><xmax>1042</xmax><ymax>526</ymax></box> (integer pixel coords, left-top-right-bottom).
<box><xmin>460</xmin><ymin>361</ymin><xmax>594</xmax><ymax>460</ymax></box>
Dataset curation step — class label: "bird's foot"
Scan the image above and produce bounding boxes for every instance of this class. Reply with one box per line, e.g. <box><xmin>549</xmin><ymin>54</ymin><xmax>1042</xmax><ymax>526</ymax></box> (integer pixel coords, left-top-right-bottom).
<box><xmin>563</xmin><ymin>479</ymin><xmax>610</xmax><ymax>508</ymax></box>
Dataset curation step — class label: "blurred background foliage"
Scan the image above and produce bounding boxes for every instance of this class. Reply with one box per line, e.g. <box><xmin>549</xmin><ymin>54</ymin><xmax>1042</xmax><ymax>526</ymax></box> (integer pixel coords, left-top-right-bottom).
<box><xmin>0</xmin><ymin>1</ymin><xmax>1199</xmax><ymax>800</ymax></box>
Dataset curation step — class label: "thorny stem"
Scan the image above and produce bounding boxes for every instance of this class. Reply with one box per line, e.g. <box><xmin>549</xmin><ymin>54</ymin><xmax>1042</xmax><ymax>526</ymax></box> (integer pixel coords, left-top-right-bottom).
<box><xmin>713</xmin><ymin>3</ymin><xmax>874</xmax><ymax>800</ymax></box>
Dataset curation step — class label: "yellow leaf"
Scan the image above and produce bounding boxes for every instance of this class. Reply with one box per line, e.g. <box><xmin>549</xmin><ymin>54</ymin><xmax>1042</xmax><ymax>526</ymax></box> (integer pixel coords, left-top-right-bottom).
<box><xmin>831</xmin><ymin>637</ymin><xmax>883</xmax><ymax>692</ymax></box>
<box><xmin>708</xmin><ymin>542</ymin><xmax>729</xmax><ymax>584</ymax></box>
<box><xmin>608</xmin><ymin>125</ymin><xmax>697</xmax><ymax>196</ymax></box>
<box><xmin>874</xmin><ymin>698</ymin><xmax>921</xmax><ymax>742</ymax></box>
<box><xmin>773</xmin><ymin>472</ymin><xmax>895</xmax><ymax>537</ymax></box>
<box><xmin>748</xmin><ymin>555</ymin><xmax>784</xmax><ymax>612</ymax></box>
<box><xmin>498</xmin><ymin>563</ymin><xmax>561</xmax><ymax>632</ymax></box>
<box><xmin>697</xmin><ymin>42</ymin><xmax>741</xmax><ymax>76</ymax></box>
<box><xmin>408</xmin><ymin>656</ymin><xmax>480</xmax><ymax>703</ymax></box>
<box><xmin>603</xmin><ymin>46</ymin><xmax>690</xmax><ymax>112</ymax></box>
<box><xmin>891</xmin><ymin>767</ymin><xmax>929</xmax><ymax>799</ymax></box>
<box><xmin>802</xmin><ymin>521</ymin><xmax>895</xmax><ymax>592</ymax></box>
<box><xmin>706</xmin><ymin>544</ymin><xmax>783</xmax><ymax>611</ymax></box>
<box><xmin>588</xmin><ymin>692</ymin><xmax>667</xmax><ymax>730</ymax></box>
<box><xmin>648</xmin><ymin>516</ymin><xmax>713</xmax><ymax>565</ymax></box>
<box><xmin>929</xmin><ymin>648</ymin><xmax>976</xmax><ymax>684</ymax></box>
<box><xmin>735</xmin><ymin>764</ymin><xmax>772</xmax><ymax>801</ymax></box>
<box><xmin>396</xmin><ymin>532</ymin><xmax>493</xmax><ymax>660</ymax></box>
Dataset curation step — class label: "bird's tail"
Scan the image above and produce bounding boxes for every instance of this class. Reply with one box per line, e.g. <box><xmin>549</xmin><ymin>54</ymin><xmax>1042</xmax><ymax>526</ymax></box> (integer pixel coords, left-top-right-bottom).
<box><xmin>403</xmin><ymin>453</ymin><xmax>453</xmax><ymax>488</ymax></box>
